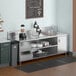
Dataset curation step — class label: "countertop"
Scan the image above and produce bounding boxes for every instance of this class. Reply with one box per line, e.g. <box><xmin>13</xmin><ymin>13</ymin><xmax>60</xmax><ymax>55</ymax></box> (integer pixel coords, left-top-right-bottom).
<box><xmin>17</xmin><ymin>33</ymin><xmax>67</xmax><ymax>42</ymax></box>
<box><xmin>0</xmin><ymin>39</ymin><xmax>10</xmax><ymax>43</ymax></box>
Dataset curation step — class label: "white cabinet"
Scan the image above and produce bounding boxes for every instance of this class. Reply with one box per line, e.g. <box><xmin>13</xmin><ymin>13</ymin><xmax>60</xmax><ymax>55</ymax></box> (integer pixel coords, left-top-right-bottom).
<box><xmin>58</xmin><ymin>34</ymin><xmax>68</xmax><ymax>52</ymax></box>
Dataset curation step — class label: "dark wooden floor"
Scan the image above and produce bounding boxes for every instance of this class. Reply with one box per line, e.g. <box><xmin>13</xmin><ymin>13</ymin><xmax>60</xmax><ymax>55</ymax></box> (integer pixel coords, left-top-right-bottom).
<box><xmin>1</xmin><ymin>54</ymin><xmax>76</xmax><ymax>76</ymax></box>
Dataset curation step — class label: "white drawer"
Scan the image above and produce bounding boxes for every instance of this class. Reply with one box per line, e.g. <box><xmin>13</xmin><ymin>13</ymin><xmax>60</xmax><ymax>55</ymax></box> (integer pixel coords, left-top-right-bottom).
<box><xmin>19</xmin><ymin>54</ymin><xmax>33</xmax><ymax>62</ymax></box>
<box><xmin>19</xmin><ymin>48</ymin><xmax>31</xmax><ymax>52</ymax></box>
<box><xmin>19</xmin><ymin>42</ymin><xmax>31</xmax><ymax>52</ymax></box>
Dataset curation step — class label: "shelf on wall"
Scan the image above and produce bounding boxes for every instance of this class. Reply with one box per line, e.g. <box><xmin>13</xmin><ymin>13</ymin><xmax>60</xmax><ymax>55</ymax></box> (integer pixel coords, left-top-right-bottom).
<box><xmin>0</xmin><ymin>20</ymin><xmax>3</xmax><ymax>23</ymax></box>
<box><xmin>0</xmin><ymin>19</ymin><xmax>4</xmax><ymax>32</ymax></box>
<box><xmin>0</xmin><ymin>29</ymin><xmax>4</xmax><ymax>32</ymax></box>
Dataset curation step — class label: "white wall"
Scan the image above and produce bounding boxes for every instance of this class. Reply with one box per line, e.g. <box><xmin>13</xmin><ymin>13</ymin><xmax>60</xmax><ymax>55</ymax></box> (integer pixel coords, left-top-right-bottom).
<box><xmin>0</xmin><ymin>0</ymin><xmax>56</xmax><ymax>39</ymax></box>
<box><xmin>56</xmin><ymin>0</ymin><xmax>73</xmax><ymax>51</ymax></box>
<box><xmin>0</xmin><ymin>0</ymin><xmax>73</xmax><ymax>52</ymax></box>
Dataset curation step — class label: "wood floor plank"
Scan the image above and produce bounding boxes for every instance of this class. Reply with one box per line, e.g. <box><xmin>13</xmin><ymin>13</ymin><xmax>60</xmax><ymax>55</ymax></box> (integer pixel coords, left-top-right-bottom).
<box><xmin>0</xmin><ymin>55</ymin><xmax>76</xmax><ymax>76</ymax></box>
<box><xmin>0</xmin><ymin>67</ymin><xmax>29</xmax><ymax>76</ymax></box>
<box><xmin>0</xmin><ymin>62</ymin><xmax>76</xmax><ymax>76</ymax></box>
<box><xmin>29</xmin><ymin>62</ymin><xmax>76</xmax><ymax>76</ymax></box>
<box><xmin>53</xmin><ymin>62</ymin><xmax>76</xmax><ymax>70</ymax></box>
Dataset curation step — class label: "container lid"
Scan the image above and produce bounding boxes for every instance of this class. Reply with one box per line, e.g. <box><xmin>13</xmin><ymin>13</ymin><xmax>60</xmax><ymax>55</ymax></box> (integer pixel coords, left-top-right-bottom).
<box><xmin>21</xmin><ymin>24</ymin><xmax>25</xmax><ymax>27</ymax></box>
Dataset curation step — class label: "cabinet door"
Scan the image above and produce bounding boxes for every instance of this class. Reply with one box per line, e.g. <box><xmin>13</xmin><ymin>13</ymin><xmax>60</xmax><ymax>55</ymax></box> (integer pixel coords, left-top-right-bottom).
<box><xmin>58</xmin><ymin>35</ymin><xmax>67</xmax><ymax>52</ymax></box>
<box><xmin>0</xmin><ymin>43</ymin><xmax>10</xmax><ymax>64</ymax></box>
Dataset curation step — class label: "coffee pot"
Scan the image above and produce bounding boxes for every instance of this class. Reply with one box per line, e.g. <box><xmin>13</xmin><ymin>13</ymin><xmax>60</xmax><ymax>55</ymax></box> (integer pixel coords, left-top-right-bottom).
<box><xmin>19</xmin><ymin>24</ymin><xmax>26</xmax><ymax>40</ymax></box>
